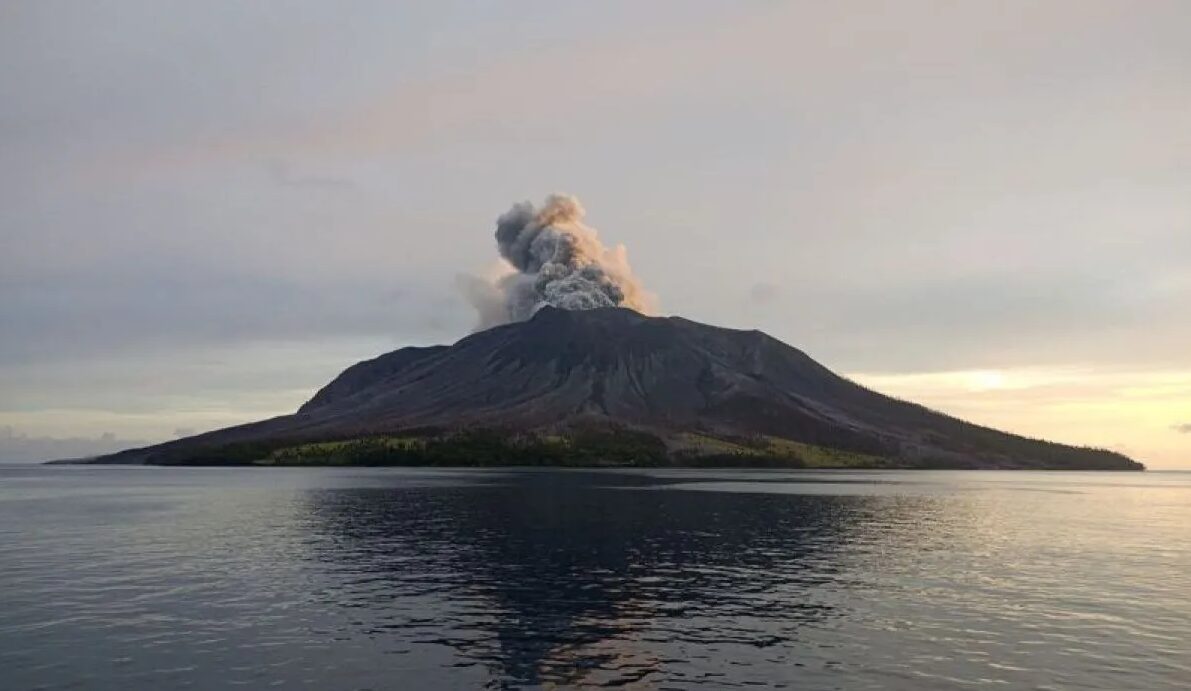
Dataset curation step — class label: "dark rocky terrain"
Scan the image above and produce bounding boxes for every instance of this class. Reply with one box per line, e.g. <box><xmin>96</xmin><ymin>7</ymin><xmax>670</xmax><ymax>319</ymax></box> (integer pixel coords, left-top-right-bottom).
<box><xmin>71</xmin><ymin>307</ymin><xmax>1142</xmax><ymax>469</ymax></box>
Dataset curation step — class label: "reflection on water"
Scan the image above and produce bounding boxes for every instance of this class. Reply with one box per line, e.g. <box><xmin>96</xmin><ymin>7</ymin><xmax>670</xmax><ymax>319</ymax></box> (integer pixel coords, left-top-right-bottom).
<box><xmin>302</xmin><ymin>473</ymin><xmax>888</xmax><ymax>687</ymax></box>
<box><xmin>1</xmin><ymin>467</ymin><xmax>1190</xmax><ymax>689</ymax></box>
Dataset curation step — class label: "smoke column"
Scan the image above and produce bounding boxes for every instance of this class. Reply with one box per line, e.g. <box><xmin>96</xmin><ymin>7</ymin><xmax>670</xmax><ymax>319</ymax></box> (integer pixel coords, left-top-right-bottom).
<box><xmin>462</xmin><ymin>194</ymin><xmax>654</xmax><ymax>329</ymax></box>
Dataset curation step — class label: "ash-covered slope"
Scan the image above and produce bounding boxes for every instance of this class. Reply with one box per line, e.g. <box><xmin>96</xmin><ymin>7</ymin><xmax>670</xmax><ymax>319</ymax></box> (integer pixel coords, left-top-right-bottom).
<box><xmin>81</xmin><ymin>307</ymin><xmax>1141</xmax><ymax>469</ymax></box>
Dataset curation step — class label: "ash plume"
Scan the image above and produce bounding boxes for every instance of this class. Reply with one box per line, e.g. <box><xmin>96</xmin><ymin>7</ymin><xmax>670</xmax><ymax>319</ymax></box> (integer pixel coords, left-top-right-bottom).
<box><xmin>463</xmin><ymin>194</ymin><xmax>654</xmax><ymax>329</ymax></box>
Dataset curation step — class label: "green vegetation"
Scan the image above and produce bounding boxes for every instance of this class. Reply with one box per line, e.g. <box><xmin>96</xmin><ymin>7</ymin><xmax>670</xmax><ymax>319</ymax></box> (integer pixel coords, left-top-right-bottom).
<box><xmin>250</xmin><ymin>427</ymin><xmax>670</xmax><ymax>468</ymax></box>
<box><xmin>154</xmin><ymin>441</ymin><xmax>286</xmax><ymax>466</ymax></box>
<box><xmin>147</xmin><ymin>426</ymin><xmax>907</xmax><ymax>468</ymax></box>
<box><xmin>672</xmin><ymin>432</ymin><xmax>892</xmax><ymax>468</ymax></box>
<box><xmin>762</xmin><ymin>436</ymin><xmax>893</xmax><ymax>468</ymax></box>
<box><xmin>263</xmin><ymin>437</ymin><xmax>425</xmax><ymax>466</ymax></box>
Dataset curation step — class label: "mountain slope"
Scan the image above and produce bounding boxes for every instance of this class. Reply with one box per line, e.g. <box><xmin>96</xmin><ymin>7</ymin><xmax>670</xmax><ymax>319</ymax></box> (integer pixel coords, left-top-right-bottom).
<box><xmin>77</xmin><ymin>307</ymin><xmax>1142</xmax><ymax>469</ymax></box>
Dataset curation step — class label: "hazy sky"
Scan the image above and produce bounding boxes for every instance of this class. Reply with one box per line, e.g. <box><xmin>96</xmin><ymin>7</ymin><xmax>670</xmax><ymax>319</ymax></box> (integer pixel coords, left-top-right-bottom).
<box><xmin>2</xmin><ymin>1</ymin><xmax>1189</xmax><ymax>466</ymax></box>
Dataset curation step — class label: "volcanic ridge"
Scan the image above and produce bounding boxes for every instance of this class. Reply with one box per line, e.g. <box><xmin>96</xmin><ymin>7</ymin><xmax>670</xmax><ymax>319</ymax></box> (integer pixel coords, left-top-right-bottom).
<box><xmin>75</xmin><ymin>307</ymin><xmax>1142</xmax><ymax>470</ymax></box>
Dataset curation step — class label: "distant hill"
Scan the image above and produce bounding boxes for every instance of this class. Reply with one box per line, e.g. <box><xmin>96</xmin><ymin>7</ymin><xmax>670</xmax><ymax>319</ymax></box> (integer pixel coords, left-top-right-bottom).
<box><xmin>70</xmin><ymin>307</ymin><xmax>1142</xmax><ymax>470</ymax></box>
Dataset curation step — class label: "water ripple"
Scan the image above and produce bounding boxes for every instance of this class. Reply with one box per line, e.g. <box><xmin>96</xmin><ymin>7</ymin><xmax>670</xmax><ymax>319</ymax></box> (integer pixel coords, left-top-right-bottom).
<box><xmin>1</xmin><ymin>467</ymin><xmax>1189</xmax><ymax>689</ymax></box>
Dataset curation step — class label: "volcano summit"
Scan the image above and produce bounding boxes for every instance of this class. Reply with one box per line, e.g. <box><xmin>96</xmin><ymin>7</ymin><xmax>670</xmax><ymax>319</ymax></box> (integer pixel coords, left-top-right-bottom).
<box><xmin>74</xmin><ymin>307</ymin><xmax>1141</xmax><ymax>470</ymax></box>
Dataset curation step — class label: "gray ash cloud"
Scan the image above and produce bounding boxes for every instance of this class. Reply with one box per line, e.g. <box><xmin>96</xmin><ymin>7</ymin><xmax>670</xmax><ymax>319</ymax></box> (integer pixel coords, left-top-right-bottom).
<box><xmin>462</xmin><ymin>194</ymin><xmax>653</xmax><ymax>330</ymax></box>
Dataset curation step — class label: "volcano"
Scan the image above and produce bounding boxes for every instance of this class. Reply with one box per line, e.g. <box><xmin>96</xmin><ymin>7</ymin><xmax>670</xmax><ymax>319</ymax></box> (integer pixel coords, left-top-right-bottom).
<box><xmin>76</xmin><ymin>307</ymin><xmax>1142</xmax><ymax>469</ymax></box>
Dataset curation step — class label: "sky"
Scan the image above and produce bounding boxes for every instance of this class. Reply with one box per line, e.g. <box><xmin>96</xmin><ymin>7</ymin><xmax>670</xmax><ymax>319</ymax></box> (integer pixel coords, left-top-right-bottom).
<box><xmin>1</xmin><ymin>1</ymin><xmax>1189</xmax><ymax>467</ymax></box>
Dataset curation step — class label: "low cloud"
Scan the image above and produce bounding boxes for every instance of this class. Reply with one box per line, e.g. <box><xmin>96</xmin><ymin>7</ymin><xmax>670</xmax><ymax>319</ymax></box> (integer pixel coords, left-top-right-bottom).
<box><xmin>748</xmin><ymin>282</ymin><xmax>780</xmax><ymax>305</ymax></box>
<box><xmin>1174</xmin><ymin>423</ymin><xmax>1191</xmax><ymax>434</ymax></box>
<box><xmin>0</xmin><ymin>268</ymin><xmax>459</xmax><ymax>367</ymax></box>
<box><xmin>266</xmin><ymin>159</ymin><xmax>355</xmax><ymax>190</ymax></box>
<box><xmin>0</xmin><ymin>427</ymin><xmax>150</xmax><ymax>463</ymax></box>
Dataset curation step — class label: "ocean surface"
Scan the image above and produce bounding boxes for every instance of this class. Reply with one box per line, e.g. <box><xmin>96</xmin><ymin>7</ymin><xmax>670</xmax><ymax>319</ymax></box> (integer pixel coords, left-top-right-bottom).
<box><xmin>1</xmin><ymin>466</ymin><xmax>1188</xmax><ymax>690</ymax></box>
